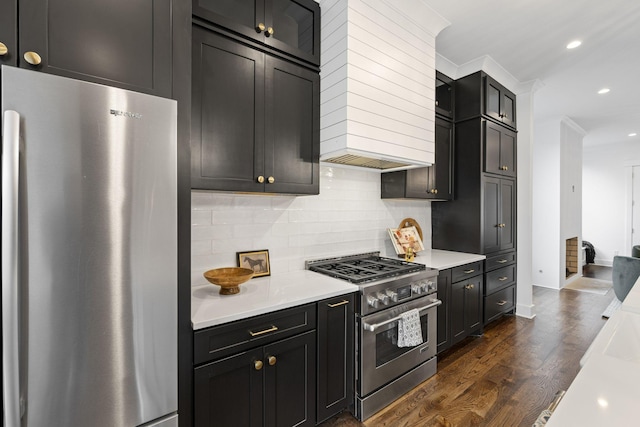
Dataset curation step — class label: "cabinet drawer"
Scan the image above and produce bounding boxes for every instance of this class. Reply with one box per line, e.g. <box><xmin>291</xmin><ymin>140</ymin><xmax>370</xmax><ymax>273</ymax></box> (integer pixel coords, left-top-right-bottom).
<box><xmin>452</xmin><ymin>261</ymin><xmax>484</xmax><ymax>282</ymax></box>
<box><xmin>486</xmin><ymin>252</ymin><xmax>516</xmax><ymax>271</ymax></box>
<box><xmin>484</xmin><ymin>285</ymin><xmax>515</xmax><ymax>324</ymax></box>
<box><xmin>194</xmin><ymin>303</ymin><xmax>316</xmax><ymax>365</ymax></box>
<box><xmin>485</xmin><ymin>264</ymin><xmax>516</xmax><ymax>294</ymax></box>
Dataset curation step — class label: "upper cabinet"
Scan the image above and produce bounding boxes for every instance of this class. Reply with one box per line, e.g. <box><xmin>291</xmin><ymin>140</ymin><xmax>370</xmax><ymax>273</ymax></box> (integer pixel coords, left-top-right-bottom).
<box><xmin>484</xmin><ymin>121</ymin><xmax>516</xmax><ymax>177</ymax></box>
<box><xmin>381</xmin><ymin>117</ymin><xmax>453</xmax><ymax>201</ymax></box>
<box><xmin>193</xmin><ymin>0</ymin><xmax>320</xmax><ymax>66</ymax></box>
<box><xmin>5</xmin><ymin>0</ymin><xmax>173</xmax><ymax>97</ymax></box>
<box><xmin>0</xmin><ymin>0</ymin><xmax>17</xmax><ymax>67</ymax></box>
<box><xmin>435</xmin><ymin>71</ymin><xmax>454</xmax><ymax>120</ymax></box>
<box><xmin>455</xmin><ymin>71</ymin><xmax>517</xmax><ymax>130</ymax></box>
<box><xmin>191</xmin><ymin>26</ymin><xmax>320</xmax><ymax>194</ymax></box>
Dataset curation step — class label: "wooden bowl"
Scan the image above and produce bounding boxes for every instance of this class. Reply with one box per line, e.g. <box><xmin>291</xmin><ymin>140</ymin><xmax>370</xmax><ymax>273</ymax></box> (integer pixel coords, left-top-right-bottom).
<box><xmin>203</xmin><ymin>267</ymin><xmax>254</xmax><ymax>295</ymax></box>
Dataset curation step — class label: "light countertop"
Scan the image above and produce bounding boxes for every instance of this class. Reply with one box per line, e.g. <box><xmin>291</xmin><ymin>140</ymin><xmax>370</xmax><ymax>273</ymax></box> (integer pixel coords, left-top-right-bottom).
<box><xmin>191</xmin><ymin>249</ymin><xmax>485</xmax><ymax>331</ymax></box>
<box><xmin>412</xmin><ymin>249</ymin><xmax>486</xmax><ymax>270</ymax></box>
<box><xmin>547</xmin><ymin>277</ymin><xmax>640</xmax><ymax>426</ymax></box>
<box><xmin>192</xmin><ymin>270</ymin><xmax>358</xmax><ymax>330</ymax></box>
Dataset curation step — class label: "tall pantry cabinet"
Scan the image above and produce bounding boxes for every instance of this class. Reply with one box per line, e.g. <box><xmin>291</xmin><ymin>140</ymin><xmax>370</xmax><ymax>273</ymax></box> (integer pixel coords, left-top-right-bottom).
<box><xmin>432</xmin><ymin>71</ymin><xmax>517</xmax><ymax>327</ymax></box>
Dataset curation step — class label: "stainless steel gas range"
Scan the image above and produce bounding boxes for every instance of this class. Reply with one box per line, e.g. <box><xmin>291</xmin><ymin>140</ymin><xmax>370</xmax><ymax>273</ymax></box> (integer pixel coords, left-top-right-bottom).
<box><xmin>306</xmin><ymin>252</ymin><xmax>440</xmax><ymax>421</ymax></box>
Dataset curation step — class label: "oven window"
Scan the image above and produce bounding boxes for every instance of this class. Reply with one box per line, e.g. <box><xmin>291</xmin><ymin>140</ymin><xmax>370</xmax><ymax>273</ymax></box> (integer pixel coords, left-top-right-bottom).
<box><xmin>375</xmin><ymin>313</ymin><xmax>428</xmax><ymax>367</ymax></box>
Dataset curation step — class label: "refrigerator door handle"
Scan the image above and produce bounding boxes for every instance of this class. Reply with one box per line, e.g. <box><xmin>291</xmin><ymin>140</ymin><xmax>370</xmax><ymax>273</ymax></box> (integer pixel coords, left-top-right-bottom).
<box><xmin>2</xmin><ymin>110</ymin><xmax>22</xmax><ymax>426</ymax></box>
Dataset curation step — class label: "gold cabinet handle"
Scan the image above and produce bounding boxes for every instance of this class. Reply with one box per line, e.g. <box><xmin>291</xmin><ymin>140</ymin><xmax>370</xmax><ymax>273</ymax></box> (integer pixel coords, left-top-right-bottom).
<box><xmin>498</xmin><ymin>276</ymin><xmax>508</xmax><ymax>281</ymax></box>
<box><xmin>497</xmin><ymin>300</ymin><xmax>507</xmax><ymax>306</ymax></box>
<box><xmin>23</xmin><ymin>51</ymin><xmax>42</xmax><ymax>66</ymax></box>
<box><xmin>257</xmin><ymin>175</ymin><xmax>265</xmax><ymax>183</ymax></box>
<box><xmin>268</xmin><ymin>356</ymin><xmax>277</xmax><ymax>366</ymax></box>
<box><xmin>0</xmin><ymin>42</ymin><xmax>7</xmax><ymax>56</ymax></box>
<box><xmin>497</xmin><ymin>259</ymin><xmax>508</xmax><ymax>264</ymax></box>
<box><xmin>327</xmin><ymin>300</ymin><xmax>349</xmax><ymax>308</ymax></box>
<box><xmin>254</xmin><ymin>360</ymin><xmax>263</xmax><ymax>370</ymax></box>
<box><xmin>256</xmin><ymin>23</ymin><xmax>266</xmax><ymax>33</ymax></box>
<box><xmin>248</xmin><ymin>325</ymin><xmax>278</xmax><ymax>337</ymax></box>
<box><xmin>464</xmin><ymin>269</ymin><xmax>475</xmax><ymax>274</ymax></box>
<box><xmin>265</xmin><ymin>27</ymin><xmax>274</xmax><ymax>37</ymax></box>
<box><xmin>465</xmin><ymin>283</ymin><xmax>475</xmax><ymax>290</ymax></box>
<box><xmin>267</xmin><ymin>176</ymin><xmax>275</xmax><ymax>184</ymax></box>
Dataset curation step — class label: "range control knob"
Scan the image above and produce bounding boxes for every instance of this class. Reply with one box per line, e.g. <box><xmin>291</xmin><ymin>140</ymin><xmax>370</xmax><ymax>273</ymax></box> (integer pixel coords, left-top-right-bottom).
<box><xmin>411</xmin><ymin>283</ymin><xmax>423</xmax><ymax>295</ymax></box>
<box><xmin>385</xmin><ymin>289</ymin><xmax>398</xmax><ymax>303</ymax></box>
<box><xmin>426</xmin><ymin>280</ymin><xmax>437</xmax><ymax>292</ymax></box>
<box><xmin>376</xmin><ymin>292</ymin><xmax>390</xmax><ymax>305</ymax></box>
<box><xmin>419</xmin><ymin>281</ymin><xmax>429</xmax><ymax>293</ymax></box>
<box><xmin>366</xmin><ymin>295</ymin><xmax>379</xmax><ymax>309</ymax></box>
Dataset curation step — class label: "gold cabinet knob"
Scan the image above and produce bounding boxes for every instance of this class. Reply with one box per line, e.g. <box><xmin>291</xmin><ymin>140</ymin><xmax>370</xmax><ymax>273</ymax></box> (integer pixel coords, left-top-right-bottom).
<box><xmin>256</xmin><ymin>23</ymin><xmax>266</xmax><ymax>33</ymax></box>
<box><xmin>0</xmin><ymin>42</ymin><xmax>8</xmax><ymax>56</ymax></box>
<box><xmin>23</xmin><ymin>51</ymin><xmax>42</xmax><ymax>66</ymax></box>
<box><xmin>434</xmin><ymin>189</ymin><xmax>438</xmax><ymax>194</ymax></box>
<box><xmin>267</xmin><ymin>176</ymin><xmax>275</xmax><ymax>184</ymax></box>
<box><xmin>254</xmin><ymin>360</ymin><xmax>263</xmax><ymax>371</ymax></box>
<box><xmin>266</xmin><ymin>27</ymin><xmax>274</xmax><ymax>37</ymax></box>
<box><xmin>257</xmin><ymin>175</ymin><xmax>265</xmax><ymax>183</ymax></box>
<box><xmin>268</xmin><ymin>356</ymin><xmax>277</xmax><ymax>366</ymax></box>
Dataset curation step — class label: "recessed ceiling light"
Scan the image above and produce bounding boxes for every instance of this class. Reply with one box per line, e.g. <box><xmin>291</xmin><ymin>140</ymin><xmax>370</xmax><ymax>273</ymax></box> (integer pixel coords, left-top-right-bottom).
<box><xmin>630</xmin><ymin>133</ymin><xmax>638</xmax><ymax>137</ymax></box>
<box><xmin>566</xmin><ymin>40</ymin><xmax>582</xmax><ymax>49</ymax></box>
<box><xmin>598</xmin><ymin>88</ymin><xmax>610</xmax><ymax>94</ymax></box>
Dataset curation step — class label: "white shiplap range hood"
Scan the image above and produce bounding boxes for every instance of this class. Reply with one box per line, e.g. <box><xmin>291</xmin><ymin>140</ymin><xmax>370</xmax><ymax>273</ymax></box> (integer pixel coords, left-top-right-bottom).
<box><xmin>319</xmin><ymin>0</ymin><xmax>449</xmax><ymax>171</ymax></box>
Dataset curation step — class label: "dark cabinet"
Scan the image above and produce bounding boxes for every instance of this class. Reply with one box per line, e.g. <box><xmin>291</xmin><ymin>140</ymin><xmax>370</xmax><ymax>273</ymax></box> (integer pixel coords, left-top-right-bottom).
<box><xmin>483</xmin><ymin>252</ymin><xmax>516</xmax><ymax>325</ymax></box>
<box><xmin>485</xmin><ymin>121</ymin><xmax>516</xmax><ymax>177</ymax></box>
<box><xmin>317</xmin><ymin>294</ymin><xmax>355</xmax><ymax>424</ymax></box>
<box><xmin>193</xmin><ymin>0</ymin><xmax>320</xmax><ymax>65</ymax></box>
<box><xmin>195</xmin><ymin>331</ymin><xmax>316</xmax><ymax>427</ymax></box>
<box><xmin>437</xmin><ymin>262</ymin><xmax>484</xmax><ymax>353</ymax></box>
<box><xmin>455</xmin><ymin>71</ymin><xmax>517</xmax><ymax>129</ymax></box>
<box><xmin>194</xmin><ymin>304</ymin><xmax>317</xmax><ymax>427</ymax></box>
<box><xmin>450</xmin><ymin>273</ymin><xmax>483</xmax><ymax>345</ymax></box>
<box><xmin>436</xmin><ymin>269</ymin><xmax>451</xmax><ymax>354</ymax></box>
<box><xmin>483</xmin><ymin>177</ymin><xmax>516</xmax><ymax>254</ymax></box>
<box><xmin>435</xmin><ymin>71</ymin><xmax>454</xmax><ymax>119</ymax></box>
<box><xmin>381</xmin><ymin>117</ymin><xmax>453</xmax><ymax>200</ymax></box>
<box><xmin>191</xmin><ymin>26</ymin><xmax>319</xmax><ymax>194</ymax></box>
<box><xmin>0</xmin><ymin>0</ymin><xmax>17</xmax><ymax>67</ymax></box>
<box><xmin>9</xmin><ymin>0</ymin><xmax>173</xmax><ymax>97</ymax></box>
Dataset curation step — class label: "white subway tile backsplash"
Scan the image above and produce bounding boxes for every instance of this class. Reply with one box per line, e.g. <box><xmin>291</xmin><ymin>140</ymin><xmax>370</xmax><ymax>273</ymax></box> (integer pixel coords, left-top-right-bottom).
<box><xmin>191</xmin><ymin>166</ymin><xmax>430</xmax><ymax>285</ymax></box>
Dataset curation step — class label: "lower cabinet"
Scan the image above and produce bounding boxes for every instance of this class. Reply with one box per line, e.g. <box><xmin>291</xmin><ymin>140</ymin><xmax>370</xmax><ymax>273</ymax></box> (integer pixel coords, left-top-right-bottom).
<box><xmin>193</xmin><ymin>296</ymin><xmax>355</xmax><ymax>427</ymax></box>
<box><xmin>317</xmin><ymin>294</ymin><xmax>355</xmax><ymax>423</ymax></box>
<box><xmin>483</xmin><ymin>251</ymin><xmax>517</xmax><ymax>325</ymax></box>
<box><xmin>437</xmin><ymin>262</ymin><xmax>484</xmax><ymax>353</ymax></box>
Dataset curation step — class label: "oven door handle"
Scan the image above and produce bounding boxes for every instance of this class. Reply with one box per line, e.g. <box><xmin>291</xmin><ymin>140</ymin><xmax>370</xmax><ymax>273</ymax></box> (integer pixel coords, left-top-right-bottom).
<box><xmin>362</xmin><ymin>299</ymin><xmax>442</xmax><ymax>332</ymax></box>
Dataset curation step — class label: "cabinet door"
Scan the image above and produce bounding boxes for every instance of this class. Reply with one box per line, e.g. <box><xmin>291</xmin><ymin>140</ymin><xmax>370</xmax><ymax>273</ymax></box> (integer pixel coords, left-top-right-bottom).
<box><xmin>500</xmin><ymin>127</ymin><xmax>517</xmax><ymax>177</ymax></box>
<box><xmin>19</xmin><ymin>0</ymin><xmax>172</xmax><ymax>97</ymax></box>
<box><xmin>264</xmin><ymin>55</ymin><xmax>319</xmax><ymax>194</ymax></box>
<box><xmin>193</xmin><ymin>0</ymin><xmax>264</xmax><ymax>42</ymax></box>
<box><xmin>483</xmin><ymin>176</ymin><xmax>501</xmax><ymax>254</ymax></box>
<box><xmin>264</xmin><ymin>330</ymin><xmax>316</xmax><ymax>427</ymax></box>
<box><xmin>501</xmin><ymin>89</ymin><xmax>517</xmax><ymax>128</ymax></box>
<box><xmin>0</xmin><ymin>0</ymin><xmax>17</xmax><ymax>67</ymax></box>
<box><xmin>194</xmin><ymin>348</ymin><xmax>264</xmax><ymax>427</ymax></box>
<box><xmin>499</xmin><ymin>179</ymin><xmax>516</xmax><ymax>251</ymax></box>
<box><xmin>464</xmin><ymin>276</ymin><xmax>483</xmax><ymax>333</ymax></box>
<box><xmin>435</xmin><ymin>71</ymin><xmax>454</xmax><ymax>119</ymax></box>
<box><xmin>317</xmin><ymin>295</ymin><xmax>354</xmax><ymax>423</ymax></box>
<box><xmin>484</xmin><ymin>121</ymin><xmax>516</xmax><ymax>177</ymax></box>
<box><xmin>191</xmin><ymin>26</ymin><xmax>266</xmax><ymax>192</ymax></box>
<box><xmin>450</xmin><ymin>280</ymin><xmax>466</xmax><ymax>344</ymax></box>
<box><xmin>484</xmin><ymin>76</ymin><xmax>503</xmax><ymax>123</ymax></box>
<box><xmin>264</xmin><ymin>0</ymin><xmax>320</xmax><ymax>65</ymax></box>
<box><xmin>436</xmin><ymin>269</ymin><xmax>452</xmax><ymax>353</ymax></box>
<box><xmin>430</xmin><ymin>117</ymin><xmax>454</xmax><ymax>200</ymax></box>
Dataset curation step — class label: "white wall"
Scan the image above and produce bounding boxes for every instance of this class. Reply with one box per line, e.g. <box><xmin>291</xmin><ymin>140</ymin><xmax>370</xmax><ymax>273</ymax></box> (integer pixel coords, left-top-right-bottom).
<box><xmin>191</xmin><ymin>166</ymin><xmax>431</xmax><ymax>286</ymax></box>
<box><xmin>583</xmin><ymin>140</ymin><xmax>640</xmax><ymax>265</ymax></box>
<box><xmin>532</xmin><ymin>118</ymin><xmax>584</xmax><ymax>289</ymax></box>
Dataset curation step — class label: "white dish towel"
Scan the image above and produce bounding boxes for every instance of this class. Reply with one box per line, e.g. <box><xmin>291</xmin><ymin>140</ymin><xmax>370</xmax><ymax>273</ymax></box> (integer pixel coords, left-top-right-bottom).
<box><xmin>397</xmin><ymin>308</ymin><xmax>423</xmax><ymax>347</ymax></box>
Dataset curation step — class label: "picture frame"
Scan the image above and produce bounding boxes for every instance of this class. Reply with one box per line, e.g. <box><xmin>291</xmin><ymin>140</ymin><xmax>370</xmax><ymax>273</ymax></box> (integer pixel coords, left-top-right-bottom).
<box><xmin>388</xmin><ymin>226</ymin><xmax>425</xmax><ymax>255</ymax></box>
<box><xmin>237</xmin><ymin>249</ymin><xmax>271</xmax><ymax>277</ymax></box>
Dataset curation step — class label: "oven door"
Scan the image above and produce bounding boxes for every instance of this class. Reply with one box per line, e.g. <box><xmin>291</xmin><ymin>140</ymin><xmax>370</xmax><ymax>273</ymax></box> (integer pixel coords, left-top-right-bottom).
<box><xmin>358</xmin><ymin>296</ymin><xmax>440</xmax><ymax>396</ymax></box>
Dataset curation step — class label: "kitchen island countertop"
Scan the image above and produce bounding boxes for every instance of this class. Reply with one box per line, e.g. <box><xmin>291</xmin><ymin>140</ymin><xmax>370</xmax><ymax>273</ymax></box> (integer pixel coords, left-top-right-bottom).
<box><xmin>191</xmin><ymin>270</ymin><xmax>357</xmax><ymax>330</ymax></box>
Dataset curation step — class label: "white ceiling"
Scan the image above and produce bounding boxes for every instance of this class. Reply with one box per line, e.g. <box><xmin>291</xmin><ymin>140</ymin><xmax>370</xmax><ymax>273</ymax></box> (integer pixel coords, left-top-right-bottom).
<box><xmin>422</xmin><ymin>0</ymin><xmax>640</xmax><ymax>147</ymax></box>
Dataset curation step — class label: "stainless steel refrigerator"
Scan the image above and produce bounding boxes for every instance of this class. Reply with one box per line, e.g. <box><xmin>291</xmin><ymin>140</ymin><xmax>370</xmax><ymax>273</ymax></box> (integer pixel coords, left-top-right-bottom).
<box><xmin>2</xmin><ymin>66</ymin><xmax>178</xmax><ymax>427</ymax></box>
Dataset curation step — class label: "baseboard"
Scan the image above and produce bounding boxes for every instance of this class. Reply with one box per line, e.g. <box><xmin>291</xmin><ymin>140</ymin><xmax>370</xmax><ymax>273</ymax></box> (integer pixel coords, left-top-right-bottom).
<box><xmin>592</xmin><ymin>259</ymin><xmax>612</xmax><ymax>267</ymax></box>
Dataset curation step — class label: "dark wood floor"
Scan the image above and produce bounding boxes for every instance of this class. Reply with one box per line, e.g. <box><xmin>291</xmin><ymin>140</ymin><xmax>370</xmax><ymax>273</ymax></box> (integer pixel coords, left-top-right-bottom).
<box><xmin>319</xmin><ymin>283</ymin><xmax>614</xmax><ymax>427</ymax></box>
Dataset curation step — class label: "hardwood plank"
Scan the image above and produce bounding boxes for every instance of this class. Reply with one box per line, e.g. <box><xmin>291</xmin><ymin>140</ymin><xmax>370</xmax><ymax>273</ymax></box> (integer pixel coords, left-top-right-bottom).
<box><xmin>319</xmin><ymin>286</ymin><xmax>613</xmax><ymax>427</ymax></box>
